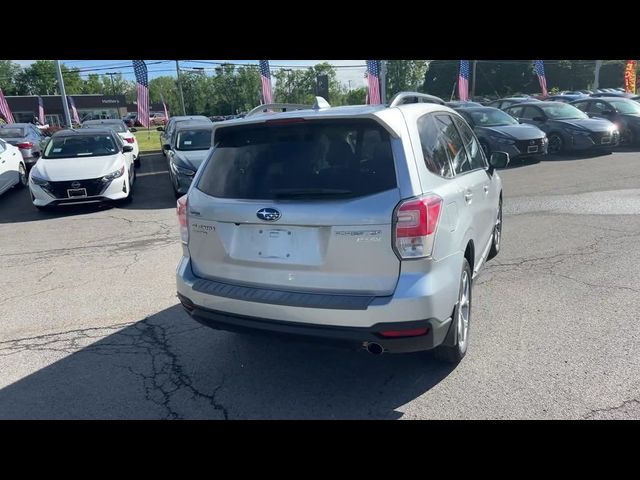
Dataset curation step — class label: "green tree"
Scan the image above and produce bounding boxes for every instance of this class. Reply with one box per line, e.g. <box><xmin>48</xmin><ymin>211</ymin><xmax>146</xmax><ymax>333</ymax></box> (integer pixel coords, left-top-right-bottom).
<box><xmin>16</xmin><ymin>60</ymin><xmax>57</xmax><ymax>95</ymax></box>
<box><xmin>0</xmin><ymin>60</ymin><xmax>22</xmax><ymax>95</ymax></box>
<box><xmin>61</xmin><ymin>66</ymin><xmax>83</xmax><ymax>94</ymax></box>
<box><xmin>343</xmin><ymin>87</ymin><xmax>367</xmax><ymax>105</ymax></box>
<box><xmin>385</xmin><ymin>60</ymin><xmax>428</xmax><ymax>99</ymax></box>
<box><xmin>149</xmin><ymin>76</ymin><xmax>179</xmax><ymax>115</ymax></box>
<box><xmin>83</xmin><ymin>74</ymin><xmax>104</xmax><ymax>94</ymax></box>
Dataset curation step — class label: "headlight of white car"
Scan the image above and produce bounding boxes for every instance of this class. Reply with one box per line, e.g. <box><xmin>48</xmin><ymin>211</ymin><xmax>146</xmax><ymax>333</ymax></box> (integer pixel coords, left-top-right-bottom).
<box><xmin>31</xmin><ymin>176</ymin><xmax>51</xmax><ymax>188</ymax></box>
<box><xmin>101</xmin><ymin>165</ymin><xmax>125</xmax><ymax>183</ymax></box>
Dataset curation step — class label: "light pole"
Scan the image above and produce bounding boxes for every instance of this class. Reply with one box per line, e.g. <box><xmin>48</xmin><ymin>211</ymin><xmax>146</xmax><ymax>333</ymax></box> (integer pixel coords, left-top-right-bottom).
<box><xmin>55</xmin><ymin>60</ymin><xmax>72</xmax><ymax>128</ymax></box>
<box><xmin>175</xmin><ymin>60</ymin><xmax>186</xmax><ymax>115</ymax></box>
<box><xmin>105</xmin><ymin>72</ymin><xmax>117</xmax><ymax>95</ymax></box>
<box><xmin>380</xmin><ymin>60</ymin><xmax>387</xmax><ymax>104</ymax></box>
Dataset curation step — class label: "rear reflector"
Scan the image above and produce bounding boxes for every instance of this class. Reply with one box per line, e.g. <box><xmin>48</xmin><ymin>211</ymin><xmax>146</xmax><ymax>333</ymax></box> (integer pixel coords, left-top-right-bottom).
<box><xmin>16</xmin><ymin>142</ymin><xmax>33</xmax><ymax>149</ymax></box>
<box><xmin>177</xmin><ymin>195</ymin><xmax>188</xmax><ymax>244</ymax></box>
<box><xmin>379</xmin><ymin>327</ymin><xmax>429</xmax><ymax>338</ymax></box>
<box><xmin>394</xmin><ymin>194</ymin><xmax>442</xmax><ymax>259</ymax></box>
<box><xmin>125</xmin><ymin>137</ymin><xmax>136</xmax><ymax>143</ymax></box>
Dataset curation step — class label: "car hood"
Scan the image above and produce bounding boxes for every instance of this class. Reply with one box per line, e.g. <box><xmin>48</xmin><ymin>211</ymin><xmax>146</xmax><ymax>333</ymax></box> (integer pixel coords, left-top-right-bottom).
<box><xmin>480</xmin><ymin>124</ymin><xmax>545</xmax><ymax>140</ymax></box>
<box><xmin>554</xmin><ymin>117</ymin><xmax>614</xmax><ymax>132</ymax></box>
<box><xmin>173</xmin><ymin>149</ymin><xmax>209</xmax><ymax>170</ymax></box>
<box><xmin>32</xmin><ymin>154</ymin><xmax>123</xmax><ymax>181</ymax></box>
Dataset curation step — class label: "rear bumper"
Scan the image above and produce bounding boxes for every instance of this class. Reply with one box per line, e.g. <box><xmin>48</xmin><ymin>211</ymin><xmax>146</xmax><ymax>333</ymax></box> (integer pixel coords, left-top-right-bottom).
<box><xmin>180</xmin><ymin>293</ymin><xmax>449</xmax><ymax>354</ymax></box>
<box><xmin>176</xmin><ymin>256</ymin><xmax>459</xmax><ymax>353</ymax></box>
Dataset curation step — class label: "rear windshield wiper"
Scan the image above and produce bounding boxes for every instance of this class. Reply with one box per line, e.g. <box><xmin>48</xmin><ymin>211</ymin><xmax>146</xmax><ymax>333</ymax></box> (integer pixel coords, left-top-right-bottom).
<box><xmin>270</xmin><ymin>188</ymin><xmax>355</xmax><ymax>199</ymax></box>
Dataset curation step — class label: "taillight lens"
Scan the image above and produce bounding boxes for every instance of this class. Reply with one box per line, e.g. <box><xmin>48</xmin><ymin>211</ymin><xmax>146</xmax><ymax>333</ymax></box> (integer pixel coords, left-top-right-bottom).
<box><xmin>125</xmin><ymin>137</ymin><xmax>136</xmax><ymax>143</ymax></box>
<box><xmin>379</xmin><ymin>327</ymin><xmax>429</xmax><ymax>338</ymax></box>
<box><xmin>17</xmin><ymin>142</ymin><xmax>34</xmax><ymax>149</ymax></box>
<box><xmin>394</xmin><ymin>194</ymin><xmax>442</xmax><ymax>259</ymax></box>
<box><xmin>177</xmin><ymin>195</ymin><xmax>188</xmax><ymax>244</ymax></box>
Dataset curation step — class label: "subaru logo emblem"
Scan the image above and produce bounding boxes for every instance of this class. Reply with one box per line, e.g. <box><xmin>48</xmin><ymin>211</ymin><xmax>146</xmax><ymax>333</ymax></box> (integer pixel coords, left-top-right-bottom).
<box><xmin>257</xmin><ymin>208</ymin><xmax>281</xmax><ymax>222</ymax></box>
<box><xmin>71</xmin><ymin>181</ymin><xmax>81</xmax><ymax>188</ymax></box>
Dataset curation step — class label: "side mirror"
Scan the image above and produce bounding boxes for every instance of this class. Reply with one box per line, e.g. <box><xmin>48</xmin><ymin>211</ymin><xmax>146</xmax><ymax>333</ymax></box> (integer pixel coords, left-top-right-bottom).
<box><xmin>123</xmin><ymin>145</ymin><xmax>134</xmax><ymax>153</ymax></box>
<box><xmin>163</xmin><ymin>144</ymin><xmax>171</xmax><ymax>151</ymax></box>
<box><xmin>156</xmin><ymin>126</ymin><xmax>164</xmax><ymax>132</ymax></box>
<box><xmin>129</xmin><ymin>127</ymin><xmax>137</xmax><ymax>132</ymax></box>
<box><xmin>488</xmin><ymin>151</ymin><xmax>510</xmax><ymax>172</ymax></box>
<box><xmin>532</xmin><ymin>116</ymin><xmax>546</xmax><ymax>122</ymax></box>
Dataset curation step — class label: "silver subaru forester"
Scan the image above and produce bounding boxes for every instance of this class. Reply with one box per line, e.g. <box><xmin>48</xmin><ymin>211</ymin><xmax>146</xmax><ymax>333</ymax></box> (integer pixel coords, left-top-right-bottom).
<box><xmin>176</xmin><ymin>94</ymin><xmax>508</xmax><ymax>363</ymax></box>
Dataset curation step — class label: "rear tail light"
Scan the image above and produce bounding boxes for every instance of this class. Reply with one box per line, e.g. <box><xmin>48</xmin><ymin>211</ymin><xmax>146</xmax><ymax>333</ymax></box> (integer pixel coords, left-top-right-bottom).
<box><xmin>393</xmin><ymin>194</ymin><xmax>442</xmax><ymax>259</ymax></box>
<box><xmin>177</xmin><ymin>195</ymin><xmax>188</xmax><ymax>244</ymax></box>
<box><xmin>125</xmin><ymin>137</ymin><xmax>136</xmax><ymax>143</ymax></box>
<box><xmin>379</xmin><ymin>327</ymin><xmax>429</xmax><ymax>338</ymax></box>
<box><xmin>16</xmin><ymin>142</ymin><xmax>33</xmax><ymax>149</ymax></box>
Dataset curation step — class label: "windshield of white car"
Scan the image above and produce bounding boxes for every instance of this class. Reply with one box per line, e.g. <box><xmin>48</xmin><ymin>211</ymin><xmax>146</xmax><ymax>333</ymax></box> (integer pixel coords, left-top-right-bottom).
<box><xmin>43</xmin><ymin>135</ymin><xmax>119</xmax><ymax>159</ymax></box>
<box><xmin>82</xmin><ymin>122</ymin><xmax>127</xmax><ymax>133</ymax></box>
<box><xmin>176</xmin><ymin>129</ymin><xmax>212</xmax><ymax>151</ymax></box>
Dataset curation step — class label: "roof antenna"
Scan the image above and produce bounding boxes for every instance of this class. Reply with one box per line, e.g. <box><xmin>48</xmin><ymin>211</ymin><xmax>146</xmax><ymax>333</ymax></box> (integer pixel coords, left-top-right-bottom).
<box><xmin>312</xmin><ymin>96</ymin><xmax>331</xmax><ymax>110</ymax></box>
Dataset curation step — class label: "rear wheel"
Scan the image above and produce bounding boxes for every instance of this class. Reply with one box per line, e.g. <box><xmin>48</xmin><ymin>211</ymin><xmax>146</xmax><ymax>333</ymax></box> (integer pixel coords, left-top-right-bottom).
<box><xmin>487</xmin><ymin>197</ymin><xmax>502</xmax><ymax>260</ymax></box>
<box><xmin>433</xmin><ymin>258</ymin><xmax>472</xmax><ymax>364</ymax></box>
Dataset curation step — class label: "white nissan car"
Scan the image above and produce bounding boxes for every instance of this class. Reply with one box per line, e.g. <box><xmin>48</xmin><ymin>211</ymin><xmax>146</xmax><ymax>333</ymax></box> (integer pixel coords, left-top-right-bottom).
<box><xmin>28</xmin><ymin>128</ymin><xmax>136</xmax><ymax>210</ymax></box>
<box><xmin>81</xmin><ymin>119</ymin><xmax>140</xmax><ymax>168</ymax></box>
<box><xmin>0</xmin><ymin>138</ymin><xmax>28</xmax><ymax>196</ymax></box>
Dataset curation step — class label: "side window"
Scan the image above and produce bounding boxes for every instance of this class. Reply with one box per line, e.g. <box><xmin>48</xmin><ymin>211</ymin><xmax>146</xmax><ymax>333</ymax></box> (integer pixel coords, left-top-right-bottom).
<box><xmin>521</xmin><ymin>106</ymin><xmax>540</xmax><ymax>120</ymax></box>
<box><xmin>591</xmin><ymin>101</ymin><xmax>608</xmax><ymax>114</ymax></box>
<box><xmin>573</xmin><ymin>101</ymin><xmax>589</xmax><ymax>112</ymax></box>
<box><xmin>507</xmin><ymin>106</ymin><xmax>523</xmax><ymax>119</ymax></box>
<box><xmin>437</xmin><ymin>114</ymin><xmax>472</xmax><ymax>175</ymax></box>
<box><xmin>453</xmin><ymin>116</ymin><xmax>486</xmax><ymax>170</ymax></box>
<box><xmin>417</xmin><ymin>114</ymin><xmax>454</xmax><ymax>178</ymax></box>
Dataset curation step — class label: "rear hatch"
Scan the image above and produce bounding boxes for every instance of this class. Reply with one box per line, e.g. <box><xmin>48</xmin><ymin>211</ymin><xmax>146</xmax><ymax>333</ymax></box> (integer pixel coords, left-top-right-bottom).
<box><xmin>187</xmin><ymin>118</ymin><xmax>402</xmax><ymax>296</ymax></box>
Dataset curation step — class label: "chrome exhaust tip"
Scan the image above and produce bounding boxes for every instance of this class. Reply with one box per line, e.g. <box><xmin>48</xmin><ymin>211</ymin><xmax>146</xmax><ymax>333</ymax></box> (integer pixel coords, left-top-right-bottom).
<box><xmin>364</xmin><ymin>342</ymin><xmax>384</xmax><ymax>355</ymax></box>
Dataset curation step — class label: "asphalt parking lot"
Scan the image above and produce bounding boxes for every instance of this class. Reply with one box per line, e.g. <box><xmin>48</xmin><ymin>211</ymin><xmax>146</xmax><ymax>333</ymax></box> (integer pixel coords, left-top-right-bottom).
<box><xmin>1</xmin><ymin>150</ymin><xmax>639</xmax><ymax>419</ymax></box>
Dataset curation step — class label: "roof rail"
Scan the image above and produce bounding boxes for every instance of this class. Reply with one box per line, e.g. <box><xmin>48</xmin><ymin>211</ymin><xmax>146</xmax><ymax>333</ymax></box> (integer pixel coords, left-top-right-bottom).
<box><xmin>245</xmin><ymin>96</ymin><xmax>332</xmax><ymax>118</ymax></box>
<box><xmin>389</xmin><ymin>92</ymin><xmax>446</xmax><ymax>107</ymax></box>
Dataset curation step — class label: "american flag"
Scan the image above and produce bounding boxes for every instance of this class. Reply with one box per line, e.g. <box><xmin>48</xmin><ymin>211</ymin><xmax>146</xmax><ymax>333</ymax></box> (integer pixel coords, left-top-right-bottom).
<box><xmin>68</xmin><ymin>96</ymin><xmax>80</xmax><ymax>125</ymax></box>
<box><xmin>160</xmin><ymin>93</ymin><xmax>169</xmax><ymax>120</ymax></box>
<box><xmin>259</xmin><ymin>60</ymin><xmax>273</xmax><ymax>104</ymax></box>
<box><xmin>133</xmin><ymin>60</ymin><xmax>150</xmax><ymax>128</ymax></box>
<box><xmin>366</xmin><ymin>60</ymin><xmax>381</xmax><ymax>105</ymax></box>
<box><xmin>458</xmin><ymin>60</ymin><xmax>470</xmax><ymax>101</ymax></box>
<box><xmin>38</xmin><ymin>96</ymin><xmax>45</xmax><ymax>125</ymax></box>
<box><xmin>535</xmin><ymin>60</ymin><xmax>548</xmax><ymax>97</ymax></box>
<box><xmin>0</xmin><ymin>88</ymin><xmax>15</xmax><ymax>124</ymax></box>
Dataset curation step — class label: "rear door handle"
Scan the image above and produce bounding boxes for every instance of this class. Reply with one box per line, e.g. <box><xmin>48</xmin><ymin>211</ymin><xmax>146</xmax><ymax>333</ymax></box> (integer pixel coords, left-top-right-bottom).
<box><xmin>483</xmin><ymin>185</ymin><xmax>489</xmax><ymax>194</ymax></box>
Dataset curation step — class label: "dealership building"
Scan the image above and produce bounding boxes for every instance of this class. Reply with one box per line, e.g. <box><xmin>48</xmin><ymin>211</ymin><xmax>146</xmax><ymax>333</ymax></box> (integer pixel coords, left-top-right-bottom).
<box><xmin>3</xmin><ymin>95</ymin><xmax>168</xmax><ymax>126</ymax></box>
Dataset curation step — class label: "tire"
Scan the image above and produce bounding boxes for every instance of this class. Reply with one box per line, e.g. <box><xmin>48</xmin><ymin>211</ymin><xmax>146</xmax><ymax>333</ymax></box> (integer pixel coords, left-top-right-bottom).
<box><xmin>433</xmin><ymin>258</ymin><xmax>472</xmax><ymax>364</ymax></box>
<box><xmin>16</xmin><ymin>163</ymin><xmax>27</xmax><ymax>189</ymax></box>
<box><xmin>487</xmin><ymin>197</ymin><xmax>502</xmax><ymax>260</ymax></box>
<box><xmin>547</xmin><ymin>133</ymin><xmax>564</xmax><ymax>155</ymax></box>
<box><xmin>621</xmin><ymin>128</ymin><xmax>635</xmax><ymax>146</ymax></box>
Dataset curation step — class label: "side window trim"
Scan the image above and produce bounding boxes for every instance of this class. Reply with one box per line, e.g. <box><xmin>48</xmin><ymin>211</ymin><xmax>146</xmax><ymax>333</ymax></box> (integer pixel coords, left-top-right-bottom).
<box><xmin>451</xmin><ymin>114</ymin><xmax>488</xmax><ymax>174</ymax></box>
<box><xmin>417</xmin><ymin>112</ymin><xmax>455</xmax><ymax>179</ymax></box>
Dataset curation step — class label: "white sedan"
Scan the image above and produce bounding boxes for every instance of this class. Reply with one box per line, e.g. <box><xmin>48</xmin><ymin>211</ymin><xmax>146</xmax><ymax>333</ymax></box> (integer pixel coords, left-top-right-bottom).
<box><xmin>81</xmin><ymin>119</ymin><xmax>141</xmax><ymax>168</ymax></box>
<box><xmin>29</xmin><ymin>128</ymin><xmax>136</xmax><ymax>210</ymax></box>
<box><xmin>0</xmin><ymin>138</ymin><xmax>28</xmax><ymax>196</ymax></box>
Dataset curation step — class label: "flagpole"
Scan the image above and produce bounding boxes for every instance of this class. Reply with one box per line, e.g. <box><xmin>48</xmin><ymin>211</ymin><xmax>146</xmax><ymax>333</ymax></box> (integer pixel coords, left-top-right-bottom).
<box><xmin>176</xmin><ymin>60</ymin><xmax>186</xmax><ymax>116</ymax></box>
<box><xmin>380</xmin><ymin>60</ymin><xmax>387</xmax><ymax>104</ymax></box>
<box><xmin>55</xmin><ymin>60</ymin><xmax>72</xmax><ymax>128</ymax></box>
<box><xmin>450</xmin><ymin>81</ymin><xmax>457</xmax><ymax>101</ymax></box>
<box><xmin>471</xmin><ymin>60</ymin><xmax>477</xmax><ymax>99</ymax></box>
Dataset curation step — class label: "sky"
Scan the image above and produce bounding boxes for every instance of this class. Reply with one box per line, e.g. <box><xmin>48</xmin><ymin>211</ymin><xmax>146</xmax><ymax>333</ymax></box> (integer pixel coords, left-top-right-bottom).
<box><xmin>12</xmin><ymin>60</ymin><xmax>369</xmax><ymax>89</ymax></box>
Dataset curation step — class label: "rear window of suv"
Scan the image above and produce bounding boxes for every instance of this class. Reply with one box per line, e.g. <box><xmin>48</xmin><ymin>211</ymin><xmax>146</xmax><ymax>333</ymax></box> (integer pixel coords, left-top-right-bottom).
<box><xmin>197</xmin><ymin>119</ymin><xmax>397</xmax><ymax>200</ymax></box>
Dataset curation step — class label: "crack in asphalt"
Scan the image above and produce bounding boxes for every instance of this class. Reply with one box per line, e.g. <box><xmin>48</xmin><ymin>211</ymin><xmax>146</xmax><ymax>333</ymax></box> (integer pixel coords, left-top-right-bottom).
<box><xmin>583</xmin><ymin>398</ymin><xmax>640</xmax><ymax>419</ymax></box>
<box><xmin>0</xmin><ymin>318</ymin><xmax>227</xmax><ymax>420</ymax></box>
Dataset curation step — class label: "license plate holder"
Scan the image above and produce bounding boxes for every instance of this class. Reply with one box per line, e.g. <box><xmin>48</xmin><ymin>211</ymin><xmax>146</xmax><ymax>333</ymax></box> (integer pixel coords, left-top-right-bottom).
<box><xmin>259</xmin><ymin>228</ymin><xmax>293</xmax><ymax>259</ymax></box>
<box><xmin>601</xmin><ymin>136</ymin><xmax>611</xmax><ymax>145</ymax></box>
<box><xmin>527</xmin><ymin>145</ymin><xmax>538</xmax><ymax>153</ymax></box>
<box><xmin>67</xmin><ymin>188</ymin><xmax>87</xmax><ymax>198</ymax></box>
